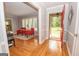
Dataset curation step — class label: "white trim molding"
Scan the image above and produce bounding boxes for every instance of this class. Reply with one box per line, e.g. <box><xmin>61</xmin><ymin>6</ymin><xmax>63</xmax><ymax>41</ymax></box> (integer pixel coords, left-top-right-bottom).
<box><xmin>65</xmin><ymin>41</ymin><xmax>71</xmax><ymax>56</ymax></box>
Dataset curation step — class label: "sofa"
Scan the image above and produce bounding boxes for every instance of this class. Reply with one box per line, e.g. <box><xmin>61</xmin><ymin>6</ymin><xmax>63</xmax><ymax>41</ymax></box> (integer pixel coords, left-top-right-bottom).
<box><xmin>16</xmin><ymin>27</ymin><xmax>34</xmax><ymax>36</ymax></box>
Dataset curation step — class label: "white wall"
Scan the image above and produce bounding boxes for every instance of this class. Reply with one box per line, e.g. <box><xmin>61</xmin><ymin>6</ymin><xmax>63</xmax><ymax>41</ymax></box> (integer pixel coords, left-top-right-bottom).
<box><xmin>12</xmin><ymin>17</ymin><xmax>20</xmax><ymax>33</ymax></box>
<box><xmin>0</xmin><ymin>2</ymin><xmax>9</xmax><ymax>55</ymax></box>
<box><xmin>66</xmin><ymin>2</ymin><xmax>78</xmax><ymax>55</ymax></box>
<box><xmin>39</xmin><ymin>7</ymin><xmax>47</xmax><ymax>44</ymax></box>
<box><xmin>70</xmin><ymin>3</ymin><xmax>79</xmax><ymax>56</ymax></box>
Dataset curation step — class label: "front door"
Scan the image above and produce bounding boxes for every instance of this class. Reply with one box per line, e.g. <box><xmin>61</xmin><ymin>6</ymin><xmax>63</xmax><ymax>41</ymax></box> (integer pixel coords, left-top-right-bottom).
<box><xmin>49</xmin><ymin>13</ymin><xmax>62</xmax><ymax>41</ymax></box>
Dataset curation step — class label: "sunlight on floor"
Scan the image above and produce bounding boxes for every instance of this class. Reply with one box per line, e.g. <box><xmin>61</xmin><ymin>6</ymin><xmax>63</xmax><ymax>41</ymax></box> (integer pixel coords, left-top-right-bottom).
<box><xmin>49</xmin><ymin>40</ymin><xmax>58</xmax><ymax>50</ymax></box>
<box><xmin>49</xmin><ymin>40</ymin><xmax>61</xmax><ymax>52</ymax></box>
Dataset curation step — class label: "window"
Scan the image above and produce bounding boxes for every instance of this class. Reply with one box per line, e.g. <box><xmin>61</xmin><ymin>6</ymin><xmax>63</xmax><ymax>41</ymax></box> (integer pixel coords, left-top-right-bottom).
<box><xmin>22</xmin><ymin>17</ymin><xmax>37</xmax><ymax>31</ymax></box>
<box><xmin>22</xmin><ymin>19</ymin><xmax>25</xmax><ymax>27</ymax></box>
<box><xmin>28</xmin><ymin>18</ymin><xmax>33</xmax><ymax>28</ymax></box>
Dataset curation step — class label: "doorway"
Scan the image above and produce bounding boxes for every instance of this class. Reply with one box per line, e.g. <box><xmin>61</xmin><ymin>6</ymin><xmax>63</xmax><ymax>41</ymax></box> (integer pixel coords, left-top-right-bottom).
<box><xmin>49</xmin><ymin>13</ymin><xmax>62</xmax><ymax>41</ymax></box>
<box><xmin>49</xmin><ymin>13</ymin><xmax>64</xmax><ymax>55</ymax></box>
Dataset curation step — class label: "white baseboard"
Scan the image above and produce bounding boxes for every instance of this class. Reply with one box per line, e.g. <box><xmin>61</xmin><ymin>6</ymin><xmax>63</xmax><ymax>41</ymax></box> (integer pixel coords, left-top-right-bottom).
<box><xmin>39</xmin><ymin>37</ymin><xmax>48</xmax><ymax>44</ymax></box>
<box><xmin>39</xmin><ymin>38</ymin><xmax>45</xmax><ymax>44</ymax></box>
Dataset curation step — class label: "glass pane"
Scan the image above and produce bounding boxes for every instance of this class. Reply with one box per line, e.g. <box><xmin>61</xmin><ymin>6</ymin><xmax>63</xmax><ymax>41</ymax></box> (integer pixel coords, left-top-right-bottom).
<box><xmin>33</xmin><ymin>17</ymin><xmax>37</xmax><ymax>31</ymax></box>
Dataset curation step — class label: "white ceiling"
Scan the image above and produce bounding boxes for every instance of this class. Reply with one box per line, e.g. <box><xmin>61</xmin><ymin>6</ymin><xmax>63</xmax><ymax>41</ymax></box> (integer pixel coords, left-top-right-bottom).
<box><xmin>4</xmin><ymin>2</ymin><xmax>38</xmax><ymax>17</ymax></box>
<box><xmin>4</xmin><ymin>2</ymin><xmax>69</xmax><ymax>17</ymax></box>
<box><xmin>35</xmin><ymin>2</ymin><xmax>68</xmax><ymax>8</ymax></box>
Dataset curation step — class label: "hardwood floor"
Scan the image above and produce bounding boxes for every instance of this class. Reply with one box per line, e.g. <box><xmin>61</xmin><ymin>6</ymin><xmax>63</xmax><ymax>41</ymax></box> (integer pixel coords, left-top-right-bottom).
<box><xmin>9</xmin><ymin>38</ymin><xmax>69</xmax><ymax>56</ymax></box>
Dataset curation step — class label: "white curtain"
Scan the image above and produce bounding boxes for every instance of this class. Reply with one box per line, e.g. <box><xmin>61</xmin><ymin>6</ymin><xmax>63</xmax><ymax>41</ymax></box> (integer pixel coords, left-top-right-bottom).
<box><xmin>22</xmin><ymin>19</ymin><xmax>26</xmax><ymax>27</ymax></box>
